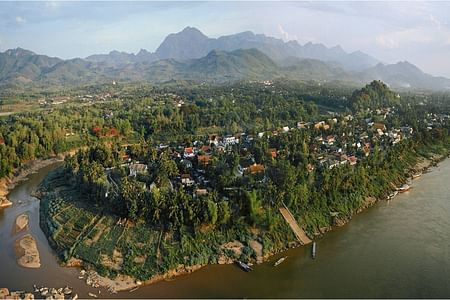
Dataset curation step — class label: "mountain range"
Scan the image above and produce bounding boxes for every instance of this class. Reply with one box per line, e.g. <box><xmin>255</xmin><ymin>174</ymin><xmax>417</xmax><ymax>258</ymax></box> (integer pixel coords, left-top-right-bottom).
<box><xmin>1</xmin><ymin>27</ymin><xmax>450</xmax><ymax>91</ymax></box>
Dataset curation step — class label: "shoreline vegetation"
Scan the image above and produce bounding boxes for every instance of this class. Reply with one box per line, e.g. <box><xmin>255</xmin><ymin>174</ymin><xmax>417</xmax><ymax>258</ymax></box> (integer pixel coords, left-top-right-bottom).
<box><xmin>34</xmin><ymin>149</ymin><xmax>449</xmax><ymax>293</ymax></box>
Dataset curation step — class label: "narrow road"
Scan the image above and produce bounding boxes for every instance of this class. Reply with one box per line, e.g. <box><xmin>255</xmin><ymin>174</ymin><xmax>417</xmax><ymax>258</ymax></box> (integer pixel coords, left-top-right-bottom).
<box><xmin>279</xmin><ymin>207</ymin><xmax>312</xmax><ymax>245</ymax></box>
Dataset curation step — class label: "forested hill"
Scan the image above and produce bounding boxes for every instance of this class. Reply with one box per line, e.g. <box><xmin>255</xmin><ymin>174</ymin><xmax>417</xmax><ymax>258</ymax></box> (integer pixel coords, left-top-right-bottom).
<box><xmin>1</xmin><ymin>27</ymin><xmax>450</xmax><ymax>90</ymax></box>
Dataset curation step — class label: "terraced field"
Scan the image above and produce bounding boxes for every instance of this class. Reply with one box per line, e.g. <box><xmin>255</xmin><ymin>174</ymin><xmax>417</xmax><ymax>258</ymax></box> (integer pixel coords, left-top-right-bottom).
<box><xmin>38</xmin><ymin>168</ymin><xmax>292</xmax><ymax>282</ymax></box>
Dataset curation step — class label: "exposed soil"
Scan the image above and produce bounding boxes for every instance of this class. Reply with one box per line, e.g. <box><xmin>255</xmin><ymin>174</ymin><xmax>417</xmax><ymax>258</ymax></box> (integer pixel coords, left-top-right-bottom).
<box><xmin>14</xmin><ymin>213</ymin><xmax>29</xmax><ymax>233</ymax></box>
<box><xmin>15</xmin><ymin>234</ymin><xmax>41</xmax><ymax>268</ymax></box>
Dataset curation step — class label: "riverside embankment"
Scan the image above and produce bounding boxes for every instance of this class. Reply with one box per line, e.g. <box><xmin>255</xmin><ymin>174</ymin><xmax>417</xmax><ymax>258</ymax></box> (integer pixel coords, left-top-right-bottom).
<box><xmin>2</xmin><ymin>154</ymin><xmax>450</xmax><ymax>298</ymax></box>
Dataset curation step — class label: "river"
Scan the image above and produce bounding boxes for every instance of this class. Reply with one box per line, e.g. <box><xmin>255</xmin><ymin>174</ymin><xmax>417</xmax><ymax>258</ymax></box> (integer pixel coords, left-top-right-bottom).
<box><xmin>1</xmin><ymin>160</ymin><xmax>450</xmax><ymax>298</ymax></box>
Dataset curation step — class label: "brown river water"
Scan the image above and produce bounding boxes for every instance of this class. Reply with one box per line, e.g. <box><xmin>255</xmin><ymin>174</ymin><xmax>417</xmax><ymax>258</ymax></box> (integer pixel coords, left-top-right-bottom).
<box><xmin>1</xmin><ymin>160</ymin><xmax>450</xmax><ymax>298</ymax></box>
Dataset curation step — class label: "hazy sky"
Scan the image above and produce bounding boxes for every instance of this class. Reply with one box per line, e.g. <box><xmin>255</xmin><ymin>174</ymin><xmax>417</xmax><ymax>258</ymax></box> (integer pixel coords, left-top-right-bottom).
<box><xmin>1</xmin><ymin>1</ymin><xmax>450</xmax><ymax>77</ymax></box>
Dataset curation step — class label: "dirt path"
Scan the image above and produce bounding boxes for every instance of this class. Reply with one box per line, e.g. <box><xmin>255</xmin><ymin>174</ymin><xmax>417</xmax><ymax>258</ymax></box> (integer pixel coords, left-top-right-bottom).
<box><xmin>279</xmin><ymin>206</ymin><xmax>312</xmax><ymax>245</ymax></box>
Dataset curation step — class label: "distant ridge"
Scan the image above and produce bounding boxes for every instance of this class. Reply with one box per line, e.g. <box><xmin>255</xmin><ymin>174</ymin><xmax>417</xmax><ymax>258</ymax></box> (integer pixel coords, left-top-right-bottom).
<box><xmin>1</xmin><ymin>27</ymin><xmax>450</xmax><ymax>91</ymax></box>
<box><xmin>86</xmin><ymin>26</ymin><xmax>380</xmax><ymax>71</ymax></box>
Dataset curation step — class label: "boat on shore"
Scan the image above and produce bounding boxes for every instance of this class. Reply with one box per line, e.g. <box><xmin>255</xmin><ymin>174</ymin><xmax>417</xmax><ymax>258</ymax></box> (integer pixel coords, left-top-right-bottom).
<box><xmin>412</xmin><ymin>172</ymin><xmax>422</xmax><ymax>179</ymax></box>
<box><xmin>236</xmin><ymin>260</ymin><xmax>253</xmax><ymax>272</ymax></box>
<box><xmin>312</xmin><ymin>242</ymin><xmax>317</xmax><ymax>259</ymax></box>
<box><xmin>398</xmin><ymin>184</ymin><xmax>411</xmax><ymax>193</ymax></box>
<box><xmin>388</xmin><ymin>190</ymin><xmax>399</xmax><ymax>200</ymax></box>
<box><xmin>274</xmin><ymin>256</ymin><xmax>287</xmax><ymax>267</ymax></box>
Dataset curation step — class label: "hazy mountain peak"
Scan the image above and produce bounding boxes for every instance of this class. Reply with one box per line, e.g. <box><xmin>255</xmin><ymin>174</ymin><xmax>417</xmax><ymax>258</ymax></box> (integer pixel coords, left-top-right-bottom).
<box><xmin>176</xmin><ymin>26</ymin><xmax>209</xmax><ymax>39</ymax></box>
<box><xmin>5</xmin><ymin>47</ymin><xmax>35</xmax><ymax>57</ymax></box>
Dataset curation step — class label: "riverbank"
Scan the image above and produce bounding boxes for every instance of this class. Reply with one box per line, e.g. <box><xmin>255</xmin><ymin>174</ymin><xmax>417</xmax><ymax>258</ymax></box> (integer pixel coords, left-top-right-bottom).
<box><xmin>0</xmin><ymin>157</ymin><xmax>65</xmax><ymax>209</ymax></box>
<box><xmin>0</xmin><ymin>147</ymin><xmax>86</xmax><ymax>210</ymax></box>
<box><xmin>30</xmin><ymin>149</ymin><xmax>450</xmax><ymax>294</ymax></box>
<box><xmin>327</xmin><ymin>152</ymin><xmax>448</xmax><ymax>231</ymax></box>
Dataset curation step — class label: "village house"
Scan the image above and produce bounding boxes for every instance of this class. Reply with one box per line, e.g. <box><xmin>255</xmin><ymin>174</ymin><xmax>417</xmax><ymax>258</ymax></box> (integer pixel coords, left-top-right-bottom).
<box><xmin>197</xmin><ymin>155</ymin><xmax>211</xmax><ymax>166</ymax></box>
<box><xmin>208</xmin><ymin>134</ymin><xmax>219</xmax><ymax>146</ymax></box>
<box><xmin>184</xmin><ymin>147</ymin><xmax>195</xmax><ymax>158</ymax></box>
<box><xmin>314</xmin><ymin>121</ymin><xmax>330</xmax><ymax>130</ymax></box>
<box><xmin>195</xmin><ymin>188</ymin><xmax>208</xmax><ymax>197</ymax></box>
<box><xmin>223</xmin><ymin>135</ymin><xmax>238</xmax><ymax>146</ymax></box>
<box><xmin>246</xmin><ymin>163</ymin><xmax>265</xmax><ymax>175</ymax></box>
<box><xmin>181</xmin><ymin>174</ymin><xmax>195</xmax><ymax>187</ymax></box>
<box><xmin>347</xmin><ymin>155</ymin><xmax>358</xmax><ymax>166</ymax></box>
<box><xmin>324</xmin><ymin>135</ymin><xmax>336</xmax><ymax>146</ymax></box>
<box><xmin>129</xmin><ymin>163</ymin><xmax>148</xmax><ymax>177</ymax></box>
<box><xmin>297</xmin><ymin>121</ymin><xmax>307</xmax><ymax>129</ymax></box>
<box><xmin>372</xmin><ymin>122</ymin><xmax>387</xmax><ymax>131</ymax></box>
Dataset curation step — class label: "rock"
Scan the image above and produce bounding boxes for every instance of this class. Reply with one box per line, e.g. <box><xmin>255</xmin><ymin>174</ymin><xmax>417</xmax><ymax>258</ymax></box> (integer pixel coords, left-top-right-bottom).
<box><xmin>72</xmin><ymin>294</ymin><xmax>78</xmax><ymax>300</ymax></box>
<box><xmin>9</xmin><ymin>292</ymin><xmax>22</xmax><ymax>298</ymax></box>
<box><xmin>23</xmin><ymin>293</ymin><xmax>34</xmax><ymax>300</ymax></box>
<box><xmin>63</xmin><ymin>287</ymin><xmax>72</xmax><ymax>295</ymax></box>
<box><xmin>0</xmin><ymin>199</ymin><xmax>13</xmax><ymax>209</ymax></box>
<box><xmin>0</xmin><ymin>288</ymin><xmax>9</xmax><ymax>298</ymax></box>
<box><xmin>54</xmin><ymin>293</ymin><xmax>64</xmax><ymax>300</ymax></box>
<box><xmin>333</xmin><ymin>217</ymin><xmax>348</xmax><ymax>227</ymax></box>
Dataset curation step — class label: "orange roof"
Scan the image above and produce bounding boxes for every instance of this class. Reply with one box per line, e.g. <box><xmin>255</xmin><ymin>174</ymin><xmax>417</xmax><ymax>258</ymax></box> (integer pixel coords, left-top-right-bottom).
<box><xmin>248</xmin><ymin>164</ymin><xmax>265</xmax><ymax>174</ymax></box>
<box><xmin>373</xmin><ymin>123</ymin><xmax>386</xmax><ymax>130</ymax></box>
<box><xmin>197</xmin><ymin>155</ymin><xmax>211</xmax><ymax>165</ymax></box>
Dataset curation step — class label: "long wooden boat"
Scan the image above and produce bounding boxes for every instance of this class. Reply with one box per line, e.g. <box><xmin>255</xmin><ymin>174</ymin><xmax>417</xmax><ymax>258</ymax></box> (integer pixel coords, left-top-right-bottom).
<box><xmin>398</xmin><ymin>184</ymin><xmax>411</xmax><ymax>193</ymax></box>
<box><xmin>388</xmin><ymin>190</ymin><xmax>399</xmax><ymax>200</ymax></box>
<box><xmin>237</xmin><ymin>260</ymin><xmax>253</xmax><ymax>272</ymax></box>
<box><xmin>312</xmin><ymin>242</ymin><xmax>317</xmax><ymax>259</ymax></box>
<box><xmin>274</xmin><ymin>256</ymin><xmax>287</xmax><ymax>267</ymax></box>
<box><xmin>412</xmin><ymin>172</ymin><xmax>422</xmax><ymax>179</ymax></box>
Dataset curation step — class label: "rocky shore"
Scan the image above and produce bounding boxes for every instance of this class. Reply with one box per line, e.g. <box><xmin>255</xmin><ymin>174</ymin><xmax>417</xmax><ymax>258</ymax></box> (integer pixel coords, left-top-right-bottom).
<box><xmin>0</xmin><ymin>286</ymin><xmax>78</xmax><ymax>300</ymax></box>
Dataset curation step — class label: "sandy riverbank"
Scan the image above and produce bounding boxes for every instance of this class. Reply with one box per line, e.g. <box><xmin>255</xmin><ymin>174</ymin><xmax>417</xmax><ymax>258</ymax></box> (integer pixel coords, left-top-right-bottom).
<box><xmin>77</xmin><ymin>263</ymin><xmax>205</xmax><ymax>293</ymax></box>
<box><xmin>15</xmin><ymin>234</ymin><xmax>41</xmax><ymax>269</ymax></box>
<box><xmin>0</xmin><ymin>146</ymin><xmax>88</xmax><ymax>209</ymax></box>
<box><xmin>0</xmin><ymin>157</ymin><xmax>65</xmax><ymax>209</ymax></box>
<box><xmin>14</xmin><ymin>213</ymin><xmax>29</xmax><ymax>233</ymax></box>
